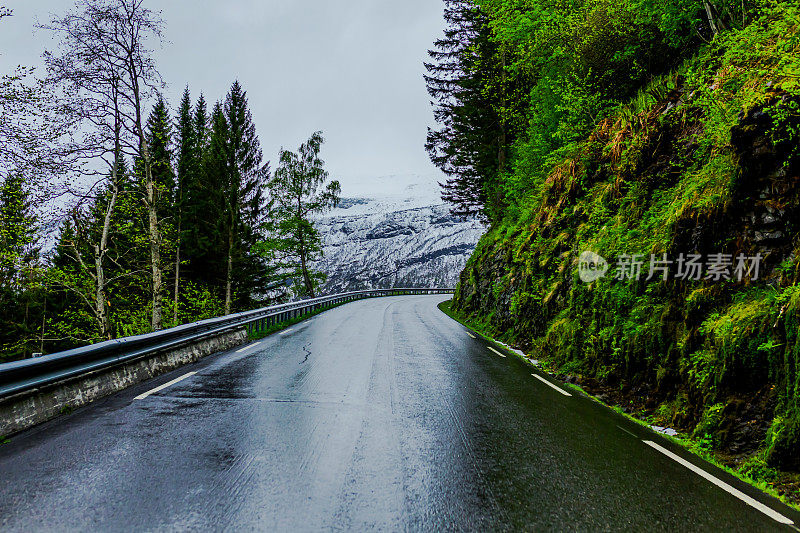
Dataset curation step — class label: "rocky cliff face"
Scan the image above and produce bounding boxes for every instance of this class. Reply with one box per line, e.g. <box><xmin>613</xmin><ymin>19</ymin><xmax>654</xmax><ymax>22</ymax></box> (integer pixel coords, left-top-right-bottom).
<box><xmin>313</xmin><ymin>175</ymin><xmax>484</xmax><ymax>293</ymax></box>
<box><xmin>454</xmin><ymin>84</ymin><xmax>800</xmax><ymax>478</ymax></box>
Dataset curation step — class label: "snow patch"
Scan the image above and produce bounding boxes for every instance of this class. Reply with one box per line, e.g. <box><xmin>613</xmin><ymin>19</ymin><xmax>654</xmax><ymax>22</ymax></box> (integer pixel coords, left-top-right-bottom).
<box><xmin>497</xmin><ymin>341</ymin><xmax>526</xmax><ymax>358</ymax></box>
<box><xmin>650</xmin><ymin>425</ymin><xmax>679</xmax><ymax>437</ymax></box>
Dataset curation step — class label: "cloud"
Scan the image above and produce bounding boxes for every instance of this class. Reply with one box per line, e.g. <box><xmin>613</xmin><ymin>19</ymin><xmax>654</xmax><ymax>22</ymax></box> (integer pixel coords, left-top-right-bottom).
<box><xmin>0</xmin><ymin>0</ymin><xmax>446</xmax><ymax>196</ymax></box>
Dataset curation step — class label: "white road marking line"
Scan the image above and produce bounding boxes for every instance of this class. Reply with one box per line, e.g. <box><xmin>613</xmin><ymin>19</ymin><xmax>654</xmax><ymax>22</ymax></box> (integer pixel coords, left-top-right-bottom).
<box><xmin>488</xmin><ymin>346</ymin><xmax>506</xmax><ymax>358</ymax></box>
<box><xmin>531</xmin><ymin>373</ymin><xmax>572</xmax><ymax>397</ymax></box>
<box><xmin>279</xmin><ymin>328</ymin><xmax>294</xmax><ymax>336</ymax></box>
<box><xmin>467</xmin><ymin>332</ymin><xmax>476</xmax><ymax>339</ymax></box>
<box><xmin>134</xmin><ymin>372</ymin><xmax>197</xmax><ymax>401</ymax></box>
<box><xmin>235</xmin><ymin>341</ymin><xmax>262</xmax><ymax>353</ymax></box>
<box><xmin>643</xmin><ymin>440</ymin><xmax>794</xmax><ymax>525</ymax></box>
<box><xmin>617</xmin><ymin>425</ymin><xmax>637</xmax><ymax>438</ymax></box>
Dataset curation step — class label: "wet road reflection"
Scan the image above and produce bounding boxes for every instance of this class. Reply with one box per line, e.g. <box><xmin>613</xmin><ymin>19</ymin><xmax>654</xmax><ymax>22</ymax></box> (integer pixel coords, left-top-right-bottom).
<box><xmin>0</xmin><ymin>295</ymin><xmax>797</xmax><ymax>531</ymax></box>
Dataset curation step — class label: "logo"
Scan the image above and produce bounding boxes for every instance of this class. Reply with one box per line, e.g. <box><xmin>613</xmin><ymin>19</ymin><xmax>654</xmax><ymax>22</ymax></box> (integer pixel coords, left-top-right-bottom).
<box><xmin>579</xmin><ymin>251</ymin><xmax>609</xmax><ymax>283</ymax></box>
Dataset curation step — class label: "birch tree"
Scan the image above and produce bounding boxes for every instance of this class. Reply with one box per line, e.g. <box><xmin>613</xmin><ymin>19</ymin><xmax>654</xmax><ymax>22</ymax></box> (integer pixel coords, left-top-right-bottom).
<box><xmin>42</xmin><ymin>0</ymin><xmax>167</xmax><ymax>332</ymax></box>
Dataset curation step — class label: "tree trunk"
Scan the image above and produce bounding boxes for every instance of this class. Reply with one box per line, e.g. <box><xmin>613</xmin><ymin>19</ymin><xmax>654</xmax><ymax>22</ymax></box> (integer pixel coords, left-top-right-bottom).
<box><xmin>128</xmin><ymin>41</ymin><xmax>163</xmax><ymax>332</ymax></box>
<box><xmin>298</xmin><ymin>229</ymin><xmax>315</xmax><ymax>298</ymax></box>
<box><xmin>144</xmin><ymin>165</ymin><xmax>163</xmax><ymax>331</ymax></box>
<box><xmin>300</xmin><ymin>251</ymin><xmax>314</xmax><ymax>298</ymax></box>
<box><xmin>39</xmin><ymin>296</ymin><xmax>46</xmax><ymax>354</ymax></box>
<box><xmin>94</xmin><ymin>253</ymin><xmax>111</xmax><ymax>340</ymax></box>
<box><xmin>225</xmin><ymin>225</ymin><xmax>233</xmax><ymax>315</ymax></box>
<box><xmin>94</xmin><ymin>169</ymin><xmax>118</xmax><ymax>341</ymax></box>
<box><xmin>704</xmin><ymin>1</ymin><xmax>721</xmax><ymax>35</ymax></box>
<box><xmin>138</xmin><ymin>116</ymin><xmax>162</xmax><ymax>331</ymax></box>
<box><xmin>173</xmin><ymin>217</ymin><xmax>181</xmax><ymax>324</ymax></box>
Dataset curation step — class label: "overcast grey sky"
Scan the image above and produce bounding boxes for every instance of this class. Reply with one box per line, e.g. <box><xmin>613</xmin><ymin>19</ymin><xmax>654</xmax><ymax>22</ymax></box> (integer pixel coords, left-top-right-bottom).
<box><xmin>0</xmin><ymin>0</ymin><xmax>446</xmax><ymax>196</ymax></box>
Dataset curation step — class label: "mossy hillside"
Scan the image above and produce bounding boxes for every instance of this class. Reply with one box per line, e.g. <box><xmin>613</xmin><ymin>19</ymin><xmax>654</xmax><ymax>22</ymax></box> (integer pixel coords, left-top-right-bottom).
<box><xmin>454</xmin><ymin>5</ymin><xmax>800</xmax><ymax>488</ymax></box>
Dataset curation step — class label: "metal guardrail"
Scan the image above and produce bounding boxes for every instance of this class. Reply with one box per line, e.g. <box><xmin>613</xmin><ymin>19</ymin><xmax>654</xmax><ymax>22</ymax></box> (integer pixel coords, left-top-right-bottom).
<box><xmin>0</xmin><ymin>288</ymin><xmax>454</xmax><ymax>400</ymax></box>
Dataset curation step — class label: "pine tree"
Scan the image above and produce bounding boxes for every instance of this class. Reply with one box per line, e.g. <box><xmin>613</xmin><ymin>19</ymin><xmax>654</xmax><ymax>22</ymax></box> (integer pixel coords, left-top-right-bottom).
<box><xmin>0</xmin><ymin>175</ymin><xmax>38</xmax><ymax>288</ymax></box>
<box><xmin>106</xmin><ymin>159</ymin><xmax>151</xmax><ymax>335</ymax></box>
<box><xmin>173</xmin><ymin>87</ymin><xmax>196</xmax><ymax>323</ymax></box>
<box><xmin>194</xmin><ymin>93</ymin><xmax>208</xmax><ymax>153</ymax></box>
<box><xmin>145</xmin><ymin>95</ymin><xmax>176</xmax><ymax>218</ymax></box>
<box><xmin>264</xmin><ymin>131</ymin><xmax>340</xmax><ymax>299</ymax></box>
<box><xmin>47</xmin><ymin>220</ymin><xmax>97</xmax><ymax>348</ymax></box>
<box><xmin>198</xmin><ymin>101</ymin><xmax>229</xmax><ymax>292</ymax></box>
<box><xmin>0</xmin><ymin>175</ymin><xmax>42</xmax><ymax>359</ymax></box>
<box><xmin>182</xmin><ymin>94</ymin><xmax>215</xmax><ymax>288</ymax></box>
<box><xmin>141</xmin><ymin>95</ymin><xmax>175</xmax><ymax>324</ymax></box>
<box><xmin>221</xmin><ymin>81</ymin><xmax>270</xmax><ymax>313</ymax></box>
<box><xmin>425</xmin><ymin>0</ymin><xmax>520</xmax><ymax>222</ymax></box>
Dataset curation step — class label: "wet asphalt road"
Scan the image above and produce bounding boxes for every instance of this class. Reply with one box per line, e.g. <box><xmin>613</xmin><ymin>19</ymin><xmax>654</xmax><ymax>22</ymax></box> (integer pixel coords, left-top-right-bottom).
<box><xmin>1</xmin><ymin>295</ymin><xmax>799</xmax><ymax>532</ymax></box>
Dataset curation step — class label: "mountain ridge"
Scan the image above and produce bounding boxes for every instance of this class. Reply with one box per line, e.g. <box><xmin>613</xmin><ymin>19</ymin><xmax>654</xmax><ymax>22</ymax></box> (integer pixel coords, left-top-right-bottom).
<box><xmin>313</xmin><ymin>175</ymin><xmax>483</xmax><ymax>293</ymax></box>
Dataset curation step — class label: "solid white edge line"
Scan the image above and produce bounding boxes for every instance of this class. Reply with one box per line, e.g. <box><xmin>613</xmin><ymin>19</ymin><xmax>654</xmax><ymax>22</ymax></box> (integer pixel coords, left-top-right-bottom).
<box><xmin>488</xmin><ymin>346</ymin><xmax>506</xmax><ymax>358</ymax></box>
<box><xmin>643</xmin><ymin>440</ymin><xmax>794</xmax><ymax>525</ymax></box>
<box><xmin>235</xmin><ymin>341</ymin><xmax>262</xmax><ymax>353</ymax></box>
<box><xmin>134</xmin><ymin>371</ymin><xmax>197</xmax><ymax>401</ymax></box>
<box><xmin>530</xmin><ymin>373</ymin><xmax>572</xmax><ymax>397</ymax></box>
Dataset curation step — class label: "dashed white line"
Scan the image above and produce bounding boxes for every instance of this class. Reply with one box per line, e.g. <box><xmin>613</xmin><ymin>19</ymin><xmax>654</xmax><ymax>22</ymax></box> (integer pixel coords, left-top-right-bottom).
<box><xmin>134</xmin><ymin>372</ymin><xmax>197</xmax><ymax>401</ymax></box>
<box><xmin>488</xmin><ymin>346</ymin><xmax>506</xmax><ymax>358</ymax></box>
<box><xmin>643</xmin><ymin>440</ymin><xmax>794</xmax><ymax>525</ymax></box>
<box><xmin>467</xmin><ymin>332</ymin><xmax>476</xmax><ymax>339</ymax></box>
<box><xmin>279</xmin><ymin>328</ymin><xmax>294</xmax><ymax>336</ymax></box>
<box><xmin>531</xmin><ymin>373</ymin><xmax>572</xmax><ymax>397</ymax></box>
<box><xmin>236</xmin><ymin>341</ymin><xmax>262</xmax><ymax>353</ymax></box>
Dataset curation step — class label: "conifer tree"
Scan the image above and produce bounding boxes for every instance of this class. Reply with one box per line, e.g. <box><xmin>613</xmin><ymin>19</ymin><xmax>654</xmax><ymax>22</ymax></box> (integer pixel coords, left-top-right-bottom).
<box><xmin>221</xmin><ymin>81</ymin><xmax>269</xmax><ymax>313</ymax></box>
<box><xmin>48</xmin><ymin>220</ymin><xmax>96</xmax><ymax>348</ymax></box>
<box><xmin>0</xmin><ymin>175</ymin><xmax>42</xmax><ymax>358</ymax></box>
<box><xmin>199</xmin><ymin>101</ymin><xmax>229</xmax><ymax>290</ymax></box>
<box><xmin>0</xmin><ymin>175</ymin><xmax>38</xmax><ymax>289</ymax></box>
<box><xmin>194</xmin><ymin>94</ymin><xmax>208</xmax><ymax>153</ymax></box>
<box><xmin>145</xmin><ymin>95</ymin><xmax>176</xmax><ymax>218</ymax></box>
<box><xmin>173</xmin><ymin>87</ymin><xmax>195</xmax><ymax>322</ymax></box>
<box><xmin>130</xmin><ymin>96</ymin><xmax>175</xmax><ymax>325</ymax></box>
<box><xmin>425</xmin><ymin>0</ymin><xmax>520</xmax><ymax>222</ymax></box>
<box><xmin>181</xmin><ymin>94</ymin><xmax>215</xmax><ymax>287</ymax></box>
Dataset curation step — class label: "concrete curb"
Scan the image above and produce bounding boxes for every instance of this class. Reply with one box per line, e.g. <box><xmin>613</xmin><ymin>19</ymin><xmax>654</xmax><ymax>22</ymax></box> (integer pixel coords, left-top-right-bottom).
<box><xmin>0</xmin><ymin>328</ymin><xmax>247</xmax><ymax>438</ymax></box>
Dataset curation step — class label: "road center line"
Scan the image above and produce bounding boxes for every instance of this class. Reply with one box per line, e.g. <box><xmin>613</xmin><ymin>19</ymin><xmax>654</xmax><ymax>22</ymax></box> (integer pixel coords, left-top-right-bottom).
<box><xmin>531</xmin><ymin>373</ymin><xmax>572</xmax><ymax>397</ymax></box>
<box><xmin>134</xmin><ymin>372</ymin><xmax>197</xmax><ymax>401</ymax></box>
<box><xmin>488</xmin><ymin>346</ymin><xmax>506</xmax><ymax>358</ymax></box>
<box><xmin>643</xmin><ymin>440</ymin><xmax>794</xmax><ymax>525</ymax></box>
<box><xmin>235</xmin><ymin>341</ymin><xmax>261</xmax><ymax>353</ymax></box>
<box><xmin>467</xmin><ymin>332</ymin><xmax>476</xmax><ymax>339</ymax></box>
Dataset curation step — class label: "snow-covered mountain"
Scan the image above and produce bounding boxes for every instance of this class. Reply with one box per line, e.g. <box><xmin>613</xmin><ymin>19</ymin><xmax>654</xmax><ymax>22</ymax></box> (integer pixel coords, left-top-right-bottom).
<box><xmin>313</xmin><ymin>175</ymin><xmax>484</xmax><ymax>293</ymax></box>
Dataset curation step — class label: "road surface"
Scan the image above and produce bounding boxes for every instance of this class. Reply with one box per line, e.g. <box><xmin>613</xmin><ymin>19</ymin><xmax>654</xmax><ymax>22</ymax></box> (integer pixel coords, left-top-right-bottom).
<box><xmin>0</xmin><ymin>295</ymin><xmax>797</xmax><ymax>531</ymax></box>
